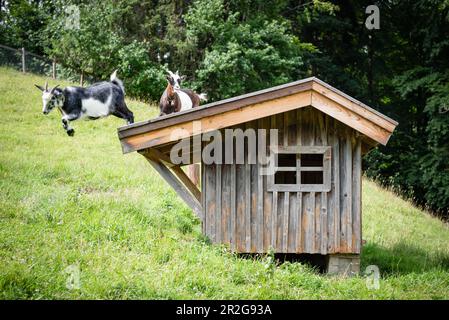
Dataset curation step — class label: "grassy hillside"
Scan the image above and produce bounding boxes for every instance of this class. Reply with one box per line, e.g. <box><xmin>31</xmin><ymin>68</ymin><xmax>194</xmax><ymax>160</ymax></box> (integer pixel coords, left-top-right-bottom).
<box><xmin>0</xmin><ymin>67</ymin><xmax>448</xmax><ymax>299</ymax></box>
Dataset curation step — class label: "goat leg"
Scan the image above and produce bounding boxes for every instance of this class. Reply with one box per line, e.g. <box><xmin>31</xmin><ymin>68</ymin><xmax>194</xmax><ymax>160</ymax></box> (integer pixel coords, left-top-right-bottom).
<box><xmin>112</xmin><ymin>109</ymin><xmax>134</xmax><ymax>125</ymax></box>
<box><xmin>114</xmin><ymin>102</ymin><xmax>134</xmax><ymax>124</ymax></box>
<box><xmin>61</xmin><ymin>114</ymin><xmax>78</xmax><ymax>137</ymax></box>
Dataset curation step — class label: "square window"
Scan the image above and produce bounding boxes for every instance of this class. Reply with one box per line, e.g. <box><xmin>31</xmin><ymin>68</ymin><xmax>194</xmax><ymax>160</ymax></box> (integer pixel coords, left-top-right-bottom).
<box><xmin>267</xmin><ymin>146</ymin><xmax>331</xmax><ymax>192</ymax></box>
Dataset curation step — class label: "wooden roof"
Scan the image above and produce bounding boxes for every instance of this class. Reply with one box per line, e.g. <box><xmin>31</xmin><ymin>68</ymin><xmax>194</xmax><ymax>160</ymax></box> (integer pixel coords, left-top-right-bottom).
<box><xmin>118</xmin><ymin>77</ymin><xmax>397</xmax><ymax>154</ymax></box>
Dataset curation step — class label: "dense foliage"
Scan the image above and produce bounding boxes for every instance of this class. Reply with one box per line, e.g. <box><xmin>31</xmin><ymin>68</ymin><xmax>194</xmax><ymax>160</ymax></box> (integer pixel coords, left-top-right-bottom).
<box><xmin>1</xmin><ymin>0</ymin><xmax>448</xmax><ymax>215</ymax></box>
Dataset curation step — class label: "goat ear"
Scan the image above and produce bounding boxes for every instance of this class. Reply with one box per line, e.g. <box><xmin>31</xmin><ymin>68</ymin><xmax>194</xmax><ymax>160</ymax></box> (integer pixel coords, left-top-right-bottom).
<box><xmin>166</xmin><ymin>75</ymin><xmax>171</xmax><ymax>82</ymax></box>
<box><xmin>34</xmin><ymin>84</ymin><xmax>45</xmax><ymax>92</ymax></box>
<box><xmin>180</xmin><ymin>75</ymin><xmax>186</xmax><ymax>81</ymax></box>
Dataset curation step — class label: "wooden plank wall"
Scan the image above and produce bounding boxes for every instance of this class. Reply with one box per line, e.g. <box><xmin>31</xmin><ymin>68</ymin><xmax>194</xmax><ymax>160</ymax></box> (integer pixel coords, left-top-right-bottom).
<box><xmin>202</xmin><ymin>107</ymin><xmax>362</xmax><ymax>254</ymax></box>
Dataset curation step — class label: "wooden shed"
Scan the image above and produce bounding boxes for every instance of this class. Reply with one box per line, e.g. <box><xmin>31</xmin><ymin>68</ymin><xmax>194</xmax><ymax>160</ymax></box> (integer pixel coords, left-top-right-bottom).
<box><xmin>117</xmin><ymin>77</ymin><xmax>397</xmax><ymax>275</ymax></box>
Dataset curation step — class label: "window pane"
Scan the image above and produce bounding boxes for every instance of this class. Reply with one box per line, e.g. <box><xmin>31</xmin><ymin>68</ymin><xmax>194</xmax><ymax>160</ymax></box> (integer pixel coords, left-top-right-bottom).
<box><xmin>300</xmin><ymin>153</ymin><xmax>323</xmax><ymax>167</ymax></box>
<box><xmin>275</xmin><ymin>171</ymin><xmax>297</xmax><ymax>184</ymax></box>
<box><xmin>301</xmin><ymin>171</ymin><xmax>323</xmax><ymax>184</ymax></box>
<box><xmin>277</xmin><ymin>153</ymin><xmax>297</xmax><ymax>167</ymax></box>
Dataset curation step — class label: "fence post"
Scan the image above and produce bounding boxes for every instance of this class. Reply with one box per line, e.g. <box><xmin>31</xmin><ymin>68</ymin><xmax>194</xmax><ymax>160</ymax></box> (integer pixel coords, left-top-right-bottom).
<box><xmin>80</xmin><ymin>71</ymin><xmax>84</xmax><ymax>86</ymax></box>
<box><xmin>21</xmin><ymin>47</ymin><xmax>26</xmax><ymax>73</ymax></box>
<box><xmin>52</xmin><ymin>60</ymin><xmax>56</xmax><ymax>79</ymax></box>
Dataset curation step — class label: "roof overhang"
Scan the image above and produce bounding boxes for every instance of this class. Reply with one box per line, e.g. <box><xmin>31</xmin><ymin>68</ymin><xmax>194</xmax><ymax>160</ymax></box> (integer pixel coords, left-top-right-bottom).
<box><xmin>118</xmin><ymin>77</ymin><xmax>398</xmax><ymax>154</ymax></box>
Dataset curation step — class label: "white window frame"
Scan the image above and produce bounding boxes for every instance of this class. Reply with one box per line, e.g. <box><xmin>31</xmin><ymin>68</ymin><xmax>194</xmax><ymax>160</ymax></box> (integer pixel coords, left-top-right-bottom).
<box><xmin>267</xmin><ymin>146</ymin><xmax>331</xmax><ymax>192</ymax></box>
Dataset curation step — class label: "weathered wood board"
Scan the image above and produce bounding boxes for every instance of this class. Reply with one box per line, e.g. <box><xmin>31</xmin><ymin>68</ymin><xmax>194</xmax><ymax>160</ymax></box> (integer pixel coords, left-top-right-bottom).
<box><xmin>202</xmin><ymin>107</ymin><xmax>362</xmax><ymax>254</ymax></box>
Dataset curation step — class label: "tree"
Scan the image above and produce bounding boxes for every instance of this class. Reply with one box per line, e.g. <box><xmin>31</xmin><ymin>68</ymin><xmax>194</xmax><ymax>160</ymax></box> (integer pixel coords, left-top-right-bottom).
<box><xmin>0</xmin><ymin>0</ymin><xmax>55</xmax><ymax>53</ymax></box>
<box><xmin>361</xmin><ymin>0</ymin><xmax>449</xmax><ymax>215</ymax></box>
<box><xmin>182</xmin><ymin>0</ymin><xmax>315</xmax><ymax>100</ymax></box>
<box><xmin>46</xmin><ymin>1</ymin><xmax>122</xmax><ymax>83</ymax></box>
<box><xmin>45</xmin><ymin>0</ymin><xmax>183</xmax><ymax>99</ymax></box>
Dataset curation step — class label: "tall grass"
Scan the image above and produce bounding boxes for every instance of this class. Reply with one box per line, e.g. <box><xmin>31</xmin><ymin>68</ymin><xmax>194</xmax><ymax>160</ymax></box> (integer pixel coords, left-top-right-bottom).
<box><xmin>0</xmin><ymin>67</ymin><xmax>448</xmax><ymax>299</ymax></box>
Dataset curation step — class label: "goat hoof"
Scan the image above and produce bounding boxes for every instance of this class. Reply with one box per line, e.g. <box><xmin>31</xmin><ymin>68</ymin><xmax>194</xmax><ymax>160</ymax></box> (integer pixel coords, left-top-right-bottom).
<box><xmin>67</xmin><ymin>129</ymin><xmax>75</xmax><ymax>136</ymax></box>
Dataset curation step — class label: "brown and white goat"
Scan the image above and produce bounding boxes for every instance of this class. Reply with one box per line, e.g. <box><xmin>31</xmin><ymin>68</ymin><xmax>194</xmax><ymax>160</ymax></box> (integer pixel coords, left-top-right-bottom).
<box><xmin>159</xmin><ymin>70</ymin><xmax>206</xmax><ymax>186</ymax></box>
<box><xmin>159</xmin><ymin>70</ymin><xmax>207</xmax><ymax>116</ymax></box>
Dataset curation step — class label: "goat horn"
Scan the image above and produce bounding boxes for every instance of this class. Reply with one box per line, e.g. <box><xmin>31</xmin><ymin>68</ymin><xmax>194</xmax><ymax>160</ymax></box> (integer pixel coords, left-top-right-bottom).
<box><xmin>51</xmin><ymin>85</ymin><xmax>60</xmax><ymax>94</ymax></box>
<box><xmin>45</xmin><ymin>81</ymin><xmax>48</xmax><ymax>91</ymax></box>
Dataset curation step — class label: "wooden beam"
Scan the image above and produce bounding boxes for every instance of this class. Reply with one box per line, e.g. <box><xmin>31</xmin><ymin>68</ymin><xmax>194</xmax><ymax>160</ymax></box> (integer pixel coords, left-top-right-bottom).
<box><xmin>311</xmin><ymin>91</ymin><xmax>392</xmax><ymax>145</ymax></box>
<box><xmin>143</xmin><ymin>153</ymin><xmax>202</xmax><ymax>217</ymax></box>
<box><xmin>118</xmin><ymin>80</ymin><xmax>314</xmax><ymax>139</ymax></box>
<box><xmin>142</xmin><ymin>148</ymin><xmax>176</xmax><ymax>167</ymax></box>
<box><xmin>155</xmin><ymin>139</ymin><xmax>203</xmax><ymax>166</ymax></box>
<box><xmin>120</xmin><ymin>91</ymin><xmax>312</xmax><ymax>153</ymax></box>
<box><xmin>144</xmin><ymin>149</ymin><xmax>201</xmax><ymax>203</ymax></box>
<box><xmin>312</xmin><ymin>81</ymin><xmax>397</xmax><ymax>133</ymax></box>
<box><xmin>173</xmin><ymin>165</ymin><xmax>201</xmax><ymax>202</ymax></box>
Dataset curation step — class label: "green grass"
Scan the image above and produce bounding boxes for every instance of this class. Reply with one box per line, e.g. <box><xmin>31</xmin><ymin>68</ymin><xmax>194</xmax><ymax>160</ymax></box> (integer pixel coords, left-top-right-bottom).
<box><xmin>0</xmin><ymin>67</ymin><xmax>448</xmax><ymax>299</ymax></box>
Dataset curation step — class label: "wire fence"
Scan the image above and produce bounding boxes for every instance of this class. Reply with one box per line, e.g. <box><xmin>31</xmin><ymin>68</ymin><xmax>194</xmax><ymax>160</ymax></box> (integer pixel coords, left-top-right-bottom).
<box><xmin>0</xmin><ymin>43</ymin><xmax>94</xmax><ymax>84</ymax></box>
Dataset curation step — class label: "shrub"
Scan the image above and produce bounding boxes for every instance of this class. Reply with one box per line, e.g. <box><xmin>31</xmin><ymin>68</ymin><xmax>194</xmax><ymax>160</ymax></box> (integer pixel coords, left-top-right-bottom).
<box><xmin>117</xmin><ymin>41</ymin><xmax>167</xmax><ymax>102</ymax></box>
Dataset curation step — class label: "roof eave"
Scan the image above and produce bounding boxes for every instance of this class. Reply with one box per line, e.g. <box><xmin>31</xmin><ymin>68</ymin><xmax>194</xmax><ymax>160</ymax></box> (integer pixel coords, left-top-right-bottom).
<box><xmin>117</xmin><ymin>78</ymin><xmax>397</xmax><ymax>153</ymax></box>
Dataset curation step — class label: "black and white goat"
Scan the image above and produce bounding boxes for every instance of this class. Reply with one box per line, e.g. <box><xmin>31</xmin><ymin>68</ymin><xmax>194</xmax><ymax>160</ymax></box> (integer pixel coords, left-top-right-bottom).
<box><xmin>35</xmin><ymin>71</ymin><xmax>134</xmax><ymax>136</ymax></box>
